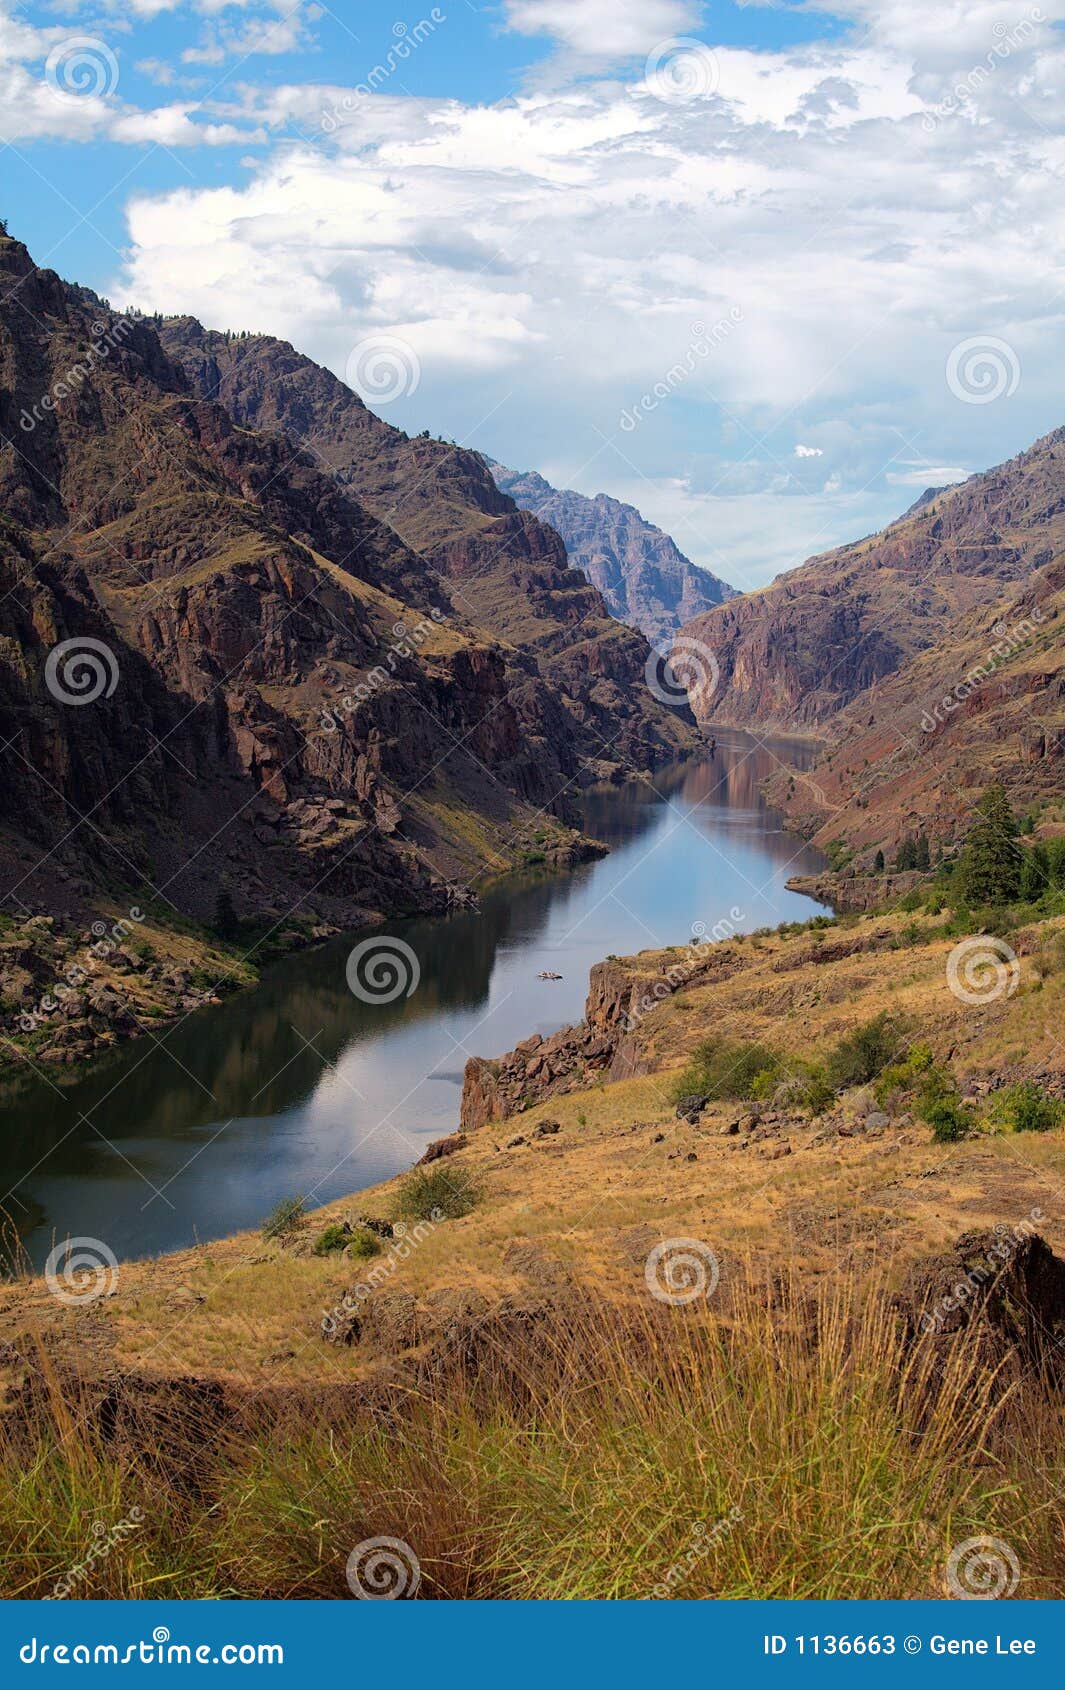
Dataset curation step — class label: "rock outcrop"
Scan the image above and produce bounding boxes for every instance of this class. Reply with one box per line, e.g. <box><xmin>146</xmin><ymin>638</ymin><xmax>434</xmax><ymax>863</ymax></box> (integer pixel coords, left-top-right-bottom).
<box><xmin>460</xmin><ymin>945</ymin><xmax>744</xmax><ymax>1131</ymax></box>
<box><xmin>895</xmin><ymin>1226</ymin><xmax>1065</xmax><ymax>1374</ymax></box>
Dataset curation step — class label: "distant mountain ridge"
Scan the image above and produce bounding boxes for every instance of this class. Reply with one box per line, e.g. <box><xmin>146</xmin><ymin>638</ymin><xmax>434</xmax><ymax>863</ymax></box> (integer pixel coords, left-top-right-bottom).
<box><xmin>487</xmin><ymin>461</ymin><xmax>735</xmax><ymax>645</ymax></box>
<box><xmin>677</xmin><ymin>436</ymin><xmax>1065</xmax><ymax>736</ymax></box>
<box><xmin>673</xmin><ymin>426</ymin><xmax>1065</xmax><ymax>862</ymax></box>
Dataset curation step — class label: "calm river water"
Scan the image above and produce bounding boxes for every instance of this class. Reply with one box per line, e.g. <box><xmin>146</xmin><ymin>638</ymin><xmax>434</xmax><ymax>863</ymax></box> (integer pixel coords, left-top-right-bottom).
<box><xmin>1</xmin><ymin>732</ymin><xmax>828</xmax><ymax>1267</ymax></box>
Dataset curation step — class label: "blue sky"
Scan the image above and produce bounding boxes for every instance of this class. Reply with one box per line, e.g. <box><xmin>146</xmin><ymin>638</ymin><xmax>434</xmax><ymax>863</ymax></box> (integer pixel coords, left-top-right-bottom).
<box><xmin>4</xmin><ymin>2</ymin><xmax>845</xmax><ymax>289</ymax></box>
<box><xmin>2</xmin><ymin>0</ymin><xmax>1063</xmax><ymax>588</ymax></box>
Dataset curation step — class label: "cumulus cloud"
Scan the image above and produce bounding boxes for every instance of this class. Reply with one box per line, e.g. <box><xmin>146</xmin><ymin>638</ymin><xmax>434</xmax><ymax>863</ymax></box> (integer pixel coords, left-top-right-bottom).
<box><xmin>503</xmin><ymin>0</ymin><xmax>704</xmax><ymax>58</ymax></box>
<box><xmin>0</xmin><ymin>0</ymin><xmax>280</xmax><ymax>145</ymax></box>
<box><xmin>9</xmin><ymin>0</ymin><xmax>1063</xmax><ymax>587</ymax></box>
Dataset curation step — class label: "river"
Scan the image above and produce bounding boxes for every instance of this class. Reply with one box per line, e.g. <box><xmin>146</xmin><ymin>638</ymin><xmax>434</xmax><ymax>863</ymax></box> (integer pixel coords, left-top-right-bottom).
<box><xmin>1</xmin><ymin>732</ymin><xmax>828</xmax><ymax>1268</ymax></box>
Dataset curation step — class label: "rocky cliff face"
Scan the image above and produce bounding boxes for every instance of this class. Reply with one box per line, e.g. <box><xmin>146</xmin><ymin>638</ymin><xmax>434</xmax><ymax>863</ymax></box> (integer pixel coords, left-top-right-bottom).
<box><xmin>489</xmin><ymin>462</ymin><xmax>735</xmax><ymax>645</ymax></box>
<box><xmin>0</xmin><ymin>235</ymin><xmax>649</xmax><ymax>968</ymax></box>
<box><xmin>159</xmin><ymin>321</ymin><xmax>697</xmax><ymax>777</ymax></box>
<box><xmin>460</xmin><ymin>945</ymin><xmax>745</xmax><ymax>1131</ymax></box>
<box><xmin>678</xmin><ymin>435</ymin><xmax>1065</xmax><ymax>734</ymax></box>
<box><xmin>765</xmin><ymin>554</ymin><xmax>1065</xmax><ymax>862</ymax></box>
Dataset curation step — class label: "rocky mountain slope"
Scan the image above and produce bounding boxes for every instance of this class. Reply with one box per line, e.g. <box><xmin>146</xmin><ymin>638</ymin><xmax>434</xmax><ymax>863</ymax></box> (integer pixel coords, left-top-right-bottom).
<box><xmin>489</xmin><ymin>461</ymin><xmax>735</xmax><ymax>645</ymax></box>
<box><xmin>678</xmin><ymin>433</ymin><xmax>1065</xmax><ymax>733</ymax></box>
<box><xmin>765</xmin><ymin>551</ymin><xmax>1064</xmax><ymax>862</ymax></box>
<box><xmin>158</xmin><ymin>320</ymin><xmax>696</xmax><ymax>777</ymax></box>
<box><xmin>0</xmin><ymin>234</ymin><xmax>690</xmax><ymax>1025</ymax></box>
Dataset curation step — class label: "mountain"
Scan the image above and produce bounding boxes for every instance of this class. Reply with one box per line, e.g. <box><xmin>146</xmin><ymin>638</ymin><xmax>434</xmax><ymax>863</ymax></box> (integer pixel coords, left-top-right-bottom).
<box><xmin>670</xmin><ymin>428</ymin><xmax>1065</xmax><ymax>860</ymax></box>
<box><xmin>677</xmin><ymin>435</ymin><xmax>1065</xmax><ymax>735</ymax></box>
<box><xmin>487</xmin><ymin>462</ymin><xmax>735</xmax><ymax>645</ymax></box>
<box><xmin>0</xmin><ymin>234</ymin><xmax>693</xmax><ymax>977</ymax></box>
<box><xmin>158</xmin><ymin>321</ymin><xmax>696</xmax><ymax>777</ymax></box>
<box><xmin>764</xmin><ymin>551</ymin><xmax>1063</xmax><ymax>862</ymax></box>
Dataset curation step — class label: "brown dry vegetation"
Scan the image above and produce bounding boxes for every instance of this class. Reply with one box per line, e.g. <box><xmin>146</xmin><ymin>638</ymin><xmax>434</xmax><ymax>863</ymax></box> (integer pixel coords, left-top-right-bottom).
<box><xmin>4</xmin><ymin>906</ymin><xmax>1065</xmax><ymax>1598</ymax></box>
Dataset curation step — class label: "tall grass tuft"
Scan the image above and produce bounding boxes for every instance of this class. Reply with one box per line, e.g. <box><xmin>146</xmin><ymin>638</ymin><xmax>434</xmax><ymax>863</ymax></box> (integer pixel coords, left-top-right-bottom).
<box><xmin>2</xmin><ymin>1273</ymin><xmax>1063</xmax><ymax>1598</ymax></box>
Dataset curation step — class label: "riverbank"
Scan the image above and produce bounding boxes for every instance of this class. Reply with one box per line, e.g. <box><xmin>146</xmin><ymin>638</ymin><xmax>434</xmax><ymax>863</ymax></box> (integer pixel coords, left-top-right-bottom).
<box><xmin>0</xmin><ymin>817</ymin><xmax>603</xmax><ymax>1085</ymax></box>
<box><xmin>8</xmin><ymin>899</ymin><xmax>1065</xmax><ymax>1381</ymax></box>
<box><xmin>4</xmin><ymin>900</ymin><xmax>1065</xmax><ymax>1597</ymax></box>
<box><xmin>0</xmin><ymin>744</ymin><xmax>829</xmax><ymax>1269</ymax></box>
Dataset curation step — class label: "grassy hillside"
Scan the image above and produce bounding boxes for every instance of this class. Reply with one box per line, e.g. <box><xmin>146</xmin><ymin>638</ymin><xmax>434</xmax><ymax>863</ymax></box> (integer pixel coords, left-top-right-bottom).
<box><xmin>4</xmin><ymin>901</ymin><xmax>1065</xmax><ymax>1598</ymax></box>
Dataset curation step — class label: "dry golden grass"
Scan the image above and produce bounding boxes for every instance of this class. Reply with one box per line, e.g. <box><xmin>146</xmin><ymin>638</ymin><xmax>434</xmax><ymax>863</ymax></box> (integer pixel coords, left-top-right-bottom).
<box><xmin>7</xmin><ymin>908</ymin><xmax>1065</xmax><ymax>1386</ymax></box>
<box><xmin>3</xmin><ymin>1274</ymin><xmax>1064</xmax><ymax>1599</ymax></box>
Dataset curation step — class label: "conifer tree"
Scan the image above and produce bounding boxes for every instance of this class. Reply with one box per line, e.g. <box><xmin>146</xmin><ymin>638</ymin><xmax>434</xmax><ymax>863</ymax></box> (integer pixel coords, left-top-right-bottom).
<box><xmin>959</xmin><ymin>782</ymin><xmax>1022</xmax><ymax>905</ymax></box>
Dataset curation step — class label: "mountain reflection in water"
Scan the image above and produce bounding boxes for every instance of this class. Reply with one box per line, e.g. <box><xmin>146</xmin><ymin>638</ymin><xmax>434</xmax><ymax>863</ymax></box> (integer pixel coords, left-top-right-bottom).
<box><xmin>1</xmin><ymin>734</ymin><xmax>828</xmax><ymax>1267</ymax></box>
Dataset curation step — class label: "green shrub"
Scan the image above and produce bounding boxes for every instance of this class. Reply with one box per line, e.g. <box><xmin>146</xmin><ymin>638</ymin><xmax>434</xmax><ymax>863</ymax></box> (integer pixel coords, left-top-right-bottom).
<box><xmin>347</xmin><ymin>1227</ymin><xmax>383</xmax><ymax>1260</ymax></box>
<box><xmin>826</xmin><ymin>1013</ymin><xmax>906</xmax><ymax>1090</ymax></box>
<box><xmin>262</xmin><ymin>1195</ymin><xmax>306</xmax><ymax>1242</ymax></box>
<box><xmin>393</xmin><ymin>1165</ymin><xmax>479</xmax><ymax>1222</ymax></box>
<box><xmin>773</xmin><ymin>1061</ymin><xmax>835</xmax><ymax>1115</ymax></box>
<box><xmin>874</xmin><ymin>1042</ymin><xmax>935</xmax><ymax>1107</ymax></box>
<box><xmin>915</xmin><ymin>1068</ymin><xmax>975</xmax><ymax>1142</ymax></box>
<box><xmin>923</xmin><ymin>1095</ymin><xmax>975</xmax><ymax>1143</ymax></box>
<box><xmin>313</xmin><ymin>1222</ymin><xmax>381</xmax><ymax>1259</ymax></box>
<box><xmin>670</xmin><ymin>1038</ymin><xmax>781</xmax><ymax>1104</ymax></box>
<box><xmin>987</xmin><ymin>1082</ymin><xmax>1064</xmax><ymax>1135</ymax></box>
<box><xmin>313</xmin><ymin>1223</ymin><xmax>348</xmax><ymax>1255</ymax></box>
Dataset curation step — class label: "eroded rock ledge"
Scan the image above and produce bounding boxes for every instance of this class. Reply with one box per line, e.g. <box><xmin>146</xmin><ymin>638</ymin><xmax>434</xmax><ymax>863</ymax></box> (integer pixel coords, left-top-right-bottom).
<box><xmin>461</xmin><ymin>945</ymin><xmax>746</xmax><ymax>1131</ymax></box>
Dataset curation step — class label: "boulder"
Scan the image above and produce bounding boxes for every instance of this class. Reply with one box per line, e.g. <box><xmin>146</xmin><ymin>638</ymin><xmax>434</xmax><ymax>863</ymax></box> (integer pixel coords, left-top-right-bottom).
<box><xmin>418</xmin><ymin>1132</ymin><xmax>468</xmax><ymax>1165</ymax></box>
<box><xmin>675</xmin><ymin>1093</ymin><xmax>709</xmax><ymax>1122</ymax></box>
<box><xmin>895</xmin><ymin>1227</ymin><xmax>1065</xmax><ymax>1372</ymax></box>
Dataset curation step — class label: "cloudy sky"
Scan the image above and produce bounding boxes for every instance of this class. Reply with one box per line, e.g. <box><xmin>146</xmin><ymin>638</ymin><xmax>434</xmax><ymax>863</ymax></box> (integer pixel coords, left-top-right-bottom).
<box><xmin>2</xmin><ymin>0</ymin><xmax>1063</xmax><ymax>590</ymax></box>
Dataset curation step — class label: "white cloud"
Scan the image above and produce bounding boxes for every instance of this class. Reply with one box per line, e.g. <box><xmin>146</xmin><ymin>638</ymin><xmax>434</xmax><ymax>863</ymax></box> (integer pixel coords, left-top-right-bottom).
<box><xmin>503</xmin><ymin>0</ymin><xmax>703</xmax><ymax>58</ymax></box>
<box><xmin>0</xmin><ymin>0</ymin><xmax>275</xmax><ymax>144</ymax></box>
<box><xmin>182</xmin><ymin>5</ymin><xmax>316</xmax><ymax>65</ymax></box>
<box><xmin>3</xmin><ymin>0</ymin><xmax>1056</xmax><ymax>588</ymax></box>
<box><xmin>886</xmin><ymin>464</ymin><xmax>971</xmax><ymax>486</ymax></box>
<box><xmin>110</xmin><ymin>8</ymin><xmax>1065</xmax><ymax>579</ymax></box>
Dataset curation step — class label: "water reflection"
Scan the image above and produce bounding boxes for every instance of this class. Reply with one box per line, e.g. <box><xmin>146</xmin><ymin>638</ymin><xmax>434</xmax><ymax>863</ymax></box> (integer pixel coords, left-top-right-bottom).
<box><xmin>1</xmin><ymin>733</ymin><xmax>827</xmax><ymax>1266</ymax></box>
